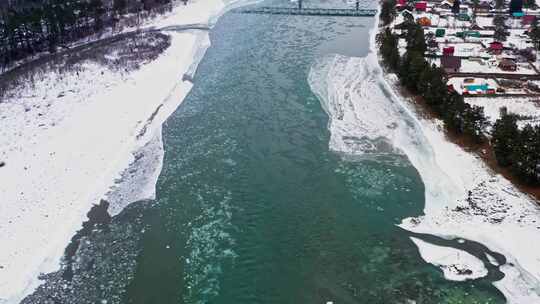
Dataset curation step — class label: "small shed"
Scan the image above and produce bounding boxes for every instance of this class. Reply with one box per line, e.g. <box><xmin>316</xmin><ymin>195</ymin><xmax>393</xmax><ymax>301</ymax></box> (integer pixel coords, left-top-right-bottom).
<box><xmin>441</xmin><ymin>56</ymin><xmax>462</xmax><ymax>72</ymax></box>
<box><xmin>415</xmin><ymin>2</ymin><xmax>428</xmax><ymax>11</ymax></box>
<box><xmin>457</xmin><ymin>31</ymin><xmax>481</xmax><ymax>38</ymax></box>
<box><xmin>499</xmin><ymin>58</ymin><xmax>517</xmax><ymax>71</ymax></box>
<box><xmin>518</xmin><ymin>48</ymin><xmax>536</xmax><ymax>61</ymax></box>
<box><xmin>443</xmin><ymin>46</ymin><xmax>455</xmax><ymax>55</ymax></box>
<box><xmin>417</xmin><ymin>16</ymin><xmax>432</xmax><ymax>26</ymax></box>
<box><xmin>457</xmin><ymin>13</ymin><xmax>471</xmax><ymax>21</ymax></box>
<box><xmin>436</xmin><ymin>28</ymin><xmax>446</xmax><ymax>37</ymax></box>
<box><xmin>440</xmin><ymin>1</ymin><xmax>452</xmax><ymax>9</ymax></box>
<box><xmin>489</xmin><ymin>41</ymin><xmax>504</xmax><ymax>54</ymax></box>
<box><xmin>470</xmin><ymin>23</ymin><xmax>484</xmax><ymax>30</ymax></box>
<box><xmin>397</xmin><ymin>0</ymin><xmax>407</xmax><ymax>9</ymax></box>
<box><xmin>476</xmin><ymin>1</ymin><xmax>492</xmax><ymax>12</ymax></box>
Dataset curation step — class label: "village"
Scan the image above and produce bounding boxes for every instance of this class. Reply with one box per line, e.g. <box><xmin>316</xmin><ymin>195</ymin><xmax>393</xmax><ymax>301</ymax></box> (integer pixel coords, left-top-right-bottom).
<box><xmin>389</xmin><ymin>0</ymin><xmax>540</xmax><ymax>126</ymax></box>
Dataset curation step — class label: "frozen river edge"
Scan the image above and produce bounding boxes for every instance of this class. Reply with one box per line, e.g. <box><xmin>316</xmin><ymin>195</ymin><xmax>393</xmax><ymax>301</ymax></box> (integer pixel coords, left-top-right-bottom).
<box><xmin>308</xmin><ymin>7</ymin><xmax>540</xmax><ymax>304</ymax></box>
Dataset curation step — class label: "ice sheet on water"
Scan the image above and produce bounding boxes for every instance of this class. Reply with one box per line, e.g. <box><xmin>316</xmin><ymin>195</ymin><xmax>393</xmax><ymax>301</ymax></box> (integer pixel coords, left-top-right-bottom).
<box><xmin>308</xmin><ymin>48</ymin><xmax>540</xmax><ymax>301</ymax></box>
<box><xmin>410</xmin><ymin>237</ymin><xmax>488</xmax><ymax>282</ymax></box>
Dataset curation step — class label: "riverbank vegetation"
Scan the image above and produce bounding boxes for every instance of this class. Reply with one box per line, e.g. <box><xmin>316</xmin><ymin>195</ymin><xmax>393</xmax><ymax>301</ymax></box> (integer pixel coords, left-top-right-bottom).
<box><xmin>492</xmin><ymin>110</ymin><xmax>540</xmax><ymax>184</ymax></box>
<box><xmin>0</xmin><ymin>0</ymin><xmax>175</xmax><ymax>71</ymax></box>
<box><xmin>377</xmin><ymin>2</ymin><xmax>540</xmax><ymax>186</ymax></box>
<box><xmin>377</xmin><ymin>18</ymin><xmax>487</xmax><ymax>143</ymax></box>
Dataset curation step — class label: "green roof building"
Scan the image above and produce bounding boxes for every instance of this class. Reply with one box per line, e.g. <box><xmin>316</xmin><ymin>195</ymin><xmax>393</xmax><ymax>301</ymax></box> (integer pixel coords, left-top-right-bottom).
<box><xmin>435</xmin><ymin>28</ymin><xmax>446</xmax><ymax>37</ymax></box>
<box><xmin>457</xmin><ymin>13</ymin><xmax>470</xmax><ymax>21</ymax></box>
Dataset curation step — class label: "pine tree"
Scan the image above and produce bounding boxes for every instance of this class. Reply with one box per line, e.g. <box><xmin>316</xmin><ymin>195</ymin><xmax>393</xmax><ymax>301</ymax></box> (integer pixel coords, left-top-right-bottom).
<box><xmin>377</xmin><ymin>28</ymin><xmax>400</xmax><ymax>71</ymax></box>
<box><xmin>405</xmin><ymin>23</ymin><xmax>426</xmax><ymax>55</ymax></box>
<box><xmin>529</xmin><ymin>17</ymin><xmax>540</xmax><ymax>49</ymax></box>
<box><xmin>89</xmin><ymin>0</ymin><xmax>105</xmax><ymax>32</ymax></box>
<box><xmin>452</xmin><ymin>0</ymin><xmax>461</xmax><ymax>14</ymax></box>
<box><xmin>463</xmin><ymin>105</ymin><xmax>487</xmax><ymax>143</ymax></box>
<box><xmin>472</xmin><ymin>0</ymin><xmax>479</xmax><ymax>23</ymax></box>
<box><xmin>493</xmin><ymin>15</ymin><xmax>506</xmax><ymax>28</ymax></box>
<box><xmin>492</xmin><ymin>108</ymin><xmax>520</xmax><ymax>167</ymax></box>
<box><xmin>380</xmin><ymin>0</ymin><xmax>397</xmax><ymax>25</ymax></box>
<box><xmin>524</xmin><ymin>0</ymin><xmax>537</xmax><ymax>8</ymax></box>
<box><xmin>511</xmin><ymin>124</ymin><xmax>533</xmax><ymax>181</ymax></box>
<box><xmin>400</xmin><ymin>51</ymin><xmax>427</xmax><ymax>92</ymax></box>
<box><xmin>113</xmin><ymin>0</ymin><xmax>128</xmax><ymax>14</ymax></box>
<box><xmin>510</xmin><ymin>0</ymin><xmax>523</xmax><ymax>13</ymax></box>
<box><xmin>494</xmin><ymin>25</ymin><xmax>508</xmax><ymax>41</ymax></box>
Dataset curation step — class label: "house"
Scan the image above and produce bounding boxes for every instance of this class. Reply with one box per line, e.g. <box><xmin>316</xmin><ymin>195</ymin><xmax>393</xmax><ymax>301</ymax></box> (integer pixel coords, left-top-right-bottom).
<box><xmin>518</xmin><ymin>48</ymin><xmax>536</xmax><ymax>61</ymax></box>
<box><xmin>397</xmin><ymin>0</ymin><xmax>407</xmax><ymax>10</ymax></box>
<box><xmin>457</xmin><ymin>30</ymin><xmax>480</xmax><ymax>38</ymax></box>
<box><xmin>436</xmin><ymin>28</ymin><xmax>446</xmax><ymax>37</ymax></box>
<box><xmin>522</xmin><ymin>15</ymin><xmax>536</xmax><ymax>26</ymax></box>
<box><xmin>469</xmin><ymin>56</ymin><xmax>485</xmax><ymax>63</ymax></box>
<box><xmin>476</xmin><ymin>1</ymin><xmax>492</xmax><ymax>12</ymax></box>
<box><xmin>489</xmin><ymin>41</ymin><xmax>504</xmax><ymax>54</ymax></box>
<box><xmin>417</xmin><ymin>16</ymin><xmax>432</xmax><ymax>26</ymax></box>
<box><xmin>443</xmin><ymin>46</ymin><xmax>455</xmax><ymax>55</ymax></box>
<box><xmin>470</xmin><ymin>23</ymin><xmax>484</xmax><ymax>30</ymax></box>
<box><xmin>415</xmin><ymin>2</ymin><xmax>428</xmax><ymax>11</ymax></box>
<box><xmin>428</xmin><ymin>39</ymin><xmax>439</xmax><ymax>49</ymax></box>
<box><xmin>499</xmin><ymin>58</ymin><xmax>517</xmax><ymax>71</ymax></box>
<box><xmin>457</xmin><ymin>13</ymin><xmax>471</xmax><ymax>21</ymax></box>
<box><xmin>512</xmin><ymin>11</ymin><xmax>525</xmax><ymax>18</ymax></box>
<box><xmin>440</xmin><ymin>0</ymin><xmax>453</xmax><ymax>9</ymax></box>
<box><xmin>441</xmin><ymin>56</ymin><xmax>462</xmax><ymax>72</ymax></box>
<box><xmin>401</xmin><ymin>9</ymin><xmax>414</xmax><ymax>20</ymax></box>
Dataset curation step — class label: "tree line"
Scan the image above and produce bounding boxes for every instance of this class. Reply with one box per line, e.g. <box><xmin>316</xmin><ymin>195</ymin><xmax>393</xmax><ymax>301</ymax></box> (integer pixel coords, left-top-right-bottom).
<box><xmin>378</xmin><ymin>4</ymin><xmax>540</xmax><ymax>186</ymax></box>
<box><xmin>492</xmin><ymin>110</ymin><xmax>540</xmax><ymax>185</ymax></box>
<box><xmin>0</xmin><ymin>0</ymin><xmax>174</xmax><ymax>70</ymax></box>
<box><xmin>377</xmin><ymin>17</ymin><xmax>487</xmax><ymax>143</ymax></box>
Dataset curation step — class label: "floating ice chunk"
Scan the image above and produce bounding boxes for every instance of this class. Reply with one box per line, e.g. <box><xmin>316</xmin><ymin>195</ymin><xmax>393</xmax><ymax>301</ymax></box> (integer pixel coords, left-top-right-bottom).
<box><xmin>410</xmin><ymin>237</ymin><xmax>487</xmax><ymax>281</ymax></box>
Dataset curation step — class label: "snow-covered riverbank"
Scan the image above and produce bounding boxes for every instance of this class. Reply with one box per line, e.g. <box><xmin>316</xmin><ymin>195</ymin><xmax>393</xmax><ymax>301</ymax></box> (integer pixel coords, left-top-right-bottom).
<box><xmin>309</xmin><ymin>12</ymin><xmax>540</xmax><ymax>303</ymax></box>
<box><xmin>0</xmin><ymin>0</ymin><xmax>243</xmax><ymax>302</ymax></box>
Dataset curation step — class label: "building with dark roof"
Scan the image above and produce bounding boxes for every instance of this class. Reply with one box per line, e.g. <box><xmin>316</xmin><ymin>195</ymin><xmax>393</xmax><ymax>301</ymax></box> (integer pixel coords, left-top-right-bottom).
<box><xmin>441</xmin><ymin>56</ymin><xmax>462</xmax><ymax>73</ymax></box>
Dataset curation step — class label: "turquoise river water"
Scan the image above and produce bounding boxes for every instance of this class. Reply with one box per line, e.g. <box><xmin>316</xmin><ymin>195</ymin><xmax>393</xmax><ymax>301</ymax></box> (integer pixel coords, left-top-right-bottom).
<box><xmin>22</xmin><ymin>1</ymin><xmax>508</xmax><ymax>303</ymax></box>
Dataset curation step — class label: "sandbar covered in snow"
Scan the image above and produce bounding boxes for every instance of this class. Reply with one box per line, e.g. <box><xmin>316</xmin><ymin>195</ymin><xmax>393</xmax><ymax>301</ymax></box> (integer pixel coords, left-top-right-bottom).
<box><xmin>0</xmin><ymin>0</ymin><xmax>240</xmax><ymax>302</ymax></box>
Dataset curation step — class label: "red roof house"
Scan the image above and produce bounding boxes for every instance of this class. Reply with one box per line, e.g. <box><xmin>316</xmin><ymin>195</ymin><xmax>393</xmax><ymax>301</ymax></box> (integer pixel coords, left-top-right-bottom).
<box><xmin>415</xmin><ymin>2</ymin><xmax>427</xmax><ymax>11</ymax></box>
<box><xmin>443</xmin><ymin>46</ymin><xmax>455</xmax><ymax>56</ymax></box>
<box><xmin>489</xmin><ymin>41</ymin><xmax>504</xmax><ymax>54</ymax></box>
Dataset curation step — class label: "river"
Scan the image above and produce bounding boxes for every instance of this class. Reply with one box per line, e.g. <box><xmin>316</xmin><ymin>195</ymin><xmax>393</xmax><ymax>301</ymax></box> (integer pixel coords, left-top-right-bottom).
<box><xmin>22</xmin><ymin>0</ymin><xmax>508</xmax><ymax>303</ymax></box>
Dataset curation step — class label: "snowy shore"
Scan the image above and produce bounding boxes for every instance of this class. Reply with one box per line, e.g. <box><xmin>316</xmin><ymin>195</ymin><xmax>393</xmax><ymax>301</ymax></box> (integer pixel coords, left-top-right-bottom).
<box><xmin>0</xmin><ymin>0</ymin><xmax>242</xmax><ymax>302</ymax></box>
<box><xmin>309</xmin><ymin>11</ymin><xmax>540</xmax><ymax>303</ymax></box>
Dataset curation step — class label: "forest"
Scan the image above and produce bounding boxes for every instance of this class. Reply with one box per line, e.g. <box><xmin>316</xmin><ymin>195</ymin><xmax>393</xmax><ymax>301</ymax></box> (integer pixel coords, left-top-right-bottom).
<box><xmin>0</xmin><ymin>0</ymin><xmax>175</xmax><ymax>71</ymax></box>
